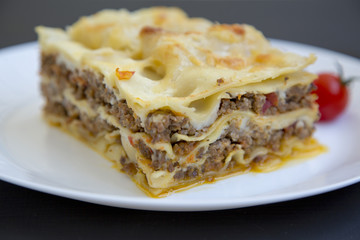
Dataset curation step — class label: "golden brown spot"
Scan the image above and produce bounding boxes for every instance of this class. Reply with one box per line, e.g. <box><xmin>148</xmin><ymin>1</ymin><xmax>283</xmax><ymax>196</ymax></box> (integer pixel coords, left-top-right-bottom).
<box><xmin>229</xmin><ymin>24</ymin><xmax>245</xmax><ymax>35</ymax></box>
<box><xmin>154</xmin><ymin>13</ymin><xmax>167</xmax><ymax>25</ymax></box>
<box><xmin>116</xmin><ymin>68</ymin><xmax>135</xmax><ymax>80</ymax></box>
<box><xmin>146</xmin><ymin>137</ymin><xmax>152</xmax><ymax>144</ymax></box>
<box><xmin>255</xmin><ymin>54</ymin><xmax>286</xmax><ymax>68</ymax></box>
<box><xmin>255</xmin><ymin>54</ymin><xmax>271</xmax><ymax>63</ymax></box>
<box><xmin>210</xmin><ymin>24</ymin><xmax>245</xmax><ymax>35</ymax></box>
<box><xmin>216</xmin><ymin>56</ymin><xmax>245</xmax><ymax>70</ymax></box>
<box><xmin>217</xmin><ymin>78</ymin><xmax>225</xmax><ymax>86</ymax></box>
<box><xmin>140</xmin><ymin>26</ymin><xmax>163</xmax><ymax>35</ymax></box>
<box><xmin>186</xmin><ymin>154</ymin><xmax>195</xmax><ymax>164</ymax></box>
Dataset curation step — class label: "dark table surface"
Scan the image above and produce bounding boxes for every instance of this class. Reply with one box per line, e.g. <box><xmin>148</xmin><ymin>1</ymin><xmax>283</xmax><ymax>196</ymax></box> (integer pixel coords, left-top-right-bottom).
<box><xmin>1</xmin><ymin>0</ymin><xmax>360</xmax><ymax>239</ymax></box>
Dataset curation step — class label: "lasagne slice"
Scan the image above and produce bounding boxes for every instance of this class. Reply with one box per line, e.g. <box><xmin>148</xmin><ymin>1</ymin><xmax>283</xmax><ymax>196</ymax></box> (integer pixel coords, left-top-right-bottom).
<box><xmin>37</xmin><ymin>7</ymin><xmax>324</xmax><ymax>197</ymax></box>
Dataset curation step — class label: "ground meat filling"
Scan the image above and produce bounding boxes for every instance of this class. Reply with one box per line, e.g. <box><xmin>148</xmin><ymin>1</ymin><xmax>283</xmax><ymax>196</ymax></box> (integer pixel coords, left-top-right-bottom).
<box><xmin>131</xmin><ymin>118</ymin><xmax>314</xmax><ymax>180</ymax></box>
<box><xmin>120</xmin><ymin>157</ymin><xmax>138</xmax><ymax>176</ymax></box>
<box><xmin>200</xmin><ymin>139</ymin><xmax>238</xmax><ymax>173</ymax></box>
<box><xmin>41</xmin><ymin>54</ymin><xmax>316</xmax><ymax>143</ymax></box>
<box><xmin>172</xmin><ymin>120</ymin><xmax>314</xmax><ymax>181</ymax></box>
<box><xmin>144</xmin><ymin>112</ymin><xmax>196</xmax><ymax>142</ymax></box>
<box><xmin>44</xmin><ymin>100</ymin><xmax>116</xmax><ymax>136</ymax></box>
<box><xmin>134</xmin><ymin>139</ymin><xmax>179</xmax><ymax>172</ymax></box>
<box><xmin>108</xmin><ymin>101</ymin><xmax>143</xmax><ymax>133</ymax></box>
<box><xmin>143</xmin><ymin>84</ymin><xmax>314</xmax><ymax>142</ymax></box>
<box><xmin>173</xmin><ymin>141</ymin><xmax>198</xmax><ymax>156</ymax></box>
<box><xmin>218</xmin><ymin>84</ymin><xmax>316</xmax><ymax>116</ymax></box>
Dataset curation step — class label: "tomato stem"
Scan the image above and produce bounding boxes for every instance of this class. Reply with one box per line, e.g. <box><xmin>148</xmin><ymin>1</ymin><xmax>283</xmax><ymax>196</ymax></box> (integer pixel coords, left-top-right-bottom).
<box><xmin>335</xmin><ymin>61</ymin><xmax>360</xmax><ymax>86</ymax></box>
<box><xmin>343</xmin><ymin>76</ymin><xmax>360</xmax><ymax>86</ymax></box>
<box><xmin>335</xmin><ymin>61</ymin><xmax>344</xmax><ymax>80</ymax></box>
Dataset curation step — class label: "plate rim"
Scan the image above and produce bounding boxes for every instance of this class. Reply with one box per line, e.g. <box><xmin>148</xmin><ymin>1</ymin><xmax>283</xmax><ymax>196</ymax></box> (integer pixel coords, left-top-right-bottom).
<box><xmin>1</xmin><ymin>166</ymin><xmax>360</xmax><ymax>211</ymax></box>
<box><xmin>0</xmin><ymin>40</ymin><xmax>360</xmax><ymax>211</ymax></box>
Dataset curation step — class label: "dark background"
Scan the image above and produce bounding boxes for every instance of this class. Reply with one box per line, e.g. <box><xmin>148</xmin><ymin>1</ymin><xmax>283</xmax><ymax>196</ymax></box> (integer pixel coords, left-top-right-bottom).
<box><xmin>1</xmin><ymin>0</ymin><xmax>360</xmax><ymax>57</ymax></box>
<box><xmin>1</xmin><ymin>0</ymin><xmax>360</xmax><ymax>239</ymax></box>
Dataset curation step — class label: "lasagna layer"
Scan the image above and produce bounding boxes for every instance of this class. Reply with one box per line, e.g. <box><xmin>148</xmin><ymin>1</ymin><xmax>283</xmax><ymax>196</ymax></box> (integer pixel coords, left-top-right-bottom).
<box><xmin>37</xmin><ymin>7</ymin><xmax>324</xmax><ymax>197</ymax></box>
<box><xmin>41</xmin><ymin>54</ymin><xmax>317</xmax><ymax>143</ymax></box>
<box><xmin>40</xmin><ymin>54</ymin><xmax>321</xmax><ymax>196</ymax></box>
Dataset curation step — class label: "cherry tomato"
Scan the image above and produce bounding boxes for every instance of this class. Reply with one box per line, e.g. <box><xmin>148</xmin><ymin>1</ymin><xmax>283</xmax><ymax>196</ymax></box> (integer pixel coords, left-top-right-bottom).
<box><xmin>313</xmin><ymin>73</ymin><xmax>349</xmax><ymax>122</ymax></box>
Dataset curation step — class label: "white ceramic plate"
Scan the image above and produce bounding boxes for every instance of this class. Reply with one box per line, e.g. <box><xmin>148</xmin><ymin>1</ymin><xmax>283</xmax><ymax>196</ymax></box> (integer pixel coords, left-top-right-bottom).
<box><xmin>0</xmin><ymin>41</ymin><xmax>359</xmax><ymax>211</ymax></box>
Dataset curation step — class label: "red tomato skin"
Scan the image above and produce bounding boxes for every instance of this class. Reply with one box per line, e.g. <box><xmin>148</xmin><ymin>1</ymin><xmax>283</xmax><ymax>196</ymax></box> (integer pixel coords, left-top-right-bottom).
<box><xmin>313</xmin><ymin>73</ymin><xmax>349</xmax><ymax>122</ymax></box>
